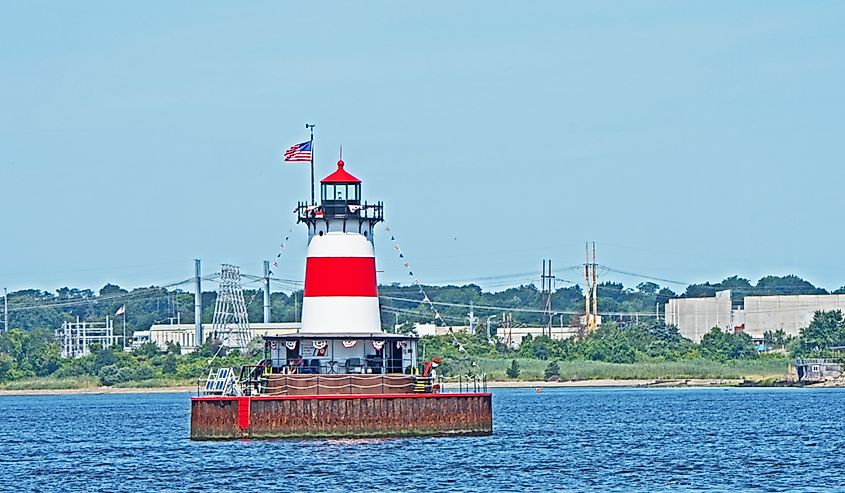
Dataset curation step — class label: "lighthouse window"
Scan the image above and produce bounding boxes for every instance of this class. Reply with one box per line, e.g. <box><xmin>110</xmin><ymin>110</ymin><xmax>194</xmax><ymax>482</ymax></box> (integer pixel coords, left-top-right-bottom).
<box><xmin>335</xmin><ymin>185</ymin><xmax>348</xmax><ymax>201</ymax></box>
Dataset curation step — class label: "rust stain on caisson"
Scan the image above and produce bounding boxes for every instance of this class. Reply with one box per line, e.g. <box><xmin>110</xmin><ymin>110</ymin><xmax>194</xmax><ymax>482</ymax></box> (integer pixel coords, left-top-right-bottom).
<box><xmin>190</xmin><ymin>393</ymin><xmax>493</xmax><ymax>440</ymax></box>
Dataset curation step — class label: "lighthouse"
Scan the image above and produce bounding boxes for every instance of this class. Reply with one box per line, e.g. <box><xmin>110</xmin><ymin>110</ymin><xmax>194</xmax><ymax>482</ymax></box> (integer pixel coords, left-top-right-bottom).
<box><xmin>191</xmin><ymin>148</ymin><xmax>493</xmax><ymax>440</ymax></box>
<box><xmin>297</xmin><ymin>160</ymin><xmax>384</xmax><ymax>333</ymax></box>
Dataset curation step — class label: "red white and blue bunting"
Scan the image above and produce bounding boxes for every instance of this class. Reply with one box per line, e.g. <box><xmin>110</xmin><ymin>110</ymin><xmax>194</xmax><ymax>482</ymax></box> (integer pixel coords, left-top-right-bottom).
<box><xmin>372</xmin><ymin>340</ymin><xmax>385</xmax><ymax>351</ymax></box>
<box><xmin>312</xmin><ymin>340</ymin><xmax>328</xmax><ymax>350</ymax></box>
<box><xmin>285</xmin><ymin>340</ymin><xmax>297</xmax><ymax>350</ymax></box>
<box><xmin>342</xmin><ymin>340</ymin><xmax>357</xmax><ymax>348</ymax></box>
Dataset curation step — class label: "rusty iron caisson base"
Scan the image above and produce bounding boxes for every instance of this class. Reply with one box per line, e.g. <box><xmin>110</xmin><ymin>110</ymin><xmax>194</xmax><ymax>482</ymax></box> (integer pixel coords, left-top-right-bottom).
<box><xmin>190</xmin><ymin>393</ymin><xmax>493</xmax><ymax>440</ymax></box>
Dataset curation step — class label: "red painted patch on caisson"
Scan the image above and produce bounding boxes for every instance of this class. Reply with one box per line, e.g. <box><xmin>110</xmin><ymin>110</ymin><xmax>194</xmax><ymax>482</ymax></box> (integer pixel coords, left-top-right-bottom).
<box><xmin>304</xmin><ymin>257</ymin><xmax>377</xmax><ymax>297</ymax></box>
<box><xmin>237</xmin><ymin>397</ymin><xmax>250</xmax><ymax>430</ymax></box>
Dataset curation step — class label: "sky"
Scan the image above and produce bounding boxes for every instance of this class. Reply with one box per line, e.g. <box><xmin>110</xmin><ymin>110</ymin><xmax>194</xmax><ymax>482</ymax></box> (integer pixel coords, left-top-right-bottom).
<box><xmin>1</xmin><ymin>1</ymin><xmax>844</xmax><ymax>295</ymax></box>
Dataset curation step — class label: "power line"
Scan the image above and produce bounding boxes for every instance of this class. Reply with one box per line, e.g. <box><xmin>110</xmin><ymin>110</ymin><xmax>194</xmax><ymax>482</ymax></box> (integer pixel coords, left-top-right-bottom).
<box><xmin>5</xmin><ymin>278</ymin><xmax>195</xmax><ymax>312</ymax></box>
<box><xmin>597</xmin><ymin>265</ymin><xmax>689</xmax><ymax>286</ymax></box>
<box><xmin>379</xmin><ymin>295</ymin><xmax>660</xmax><ymax>318</ymax></box>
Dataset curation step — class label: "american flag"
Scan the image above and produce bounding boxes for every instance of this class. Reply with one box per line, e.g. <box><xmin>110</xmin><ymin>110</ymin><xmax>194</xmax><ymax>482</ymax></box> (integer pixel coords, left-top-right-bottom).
<box><xmin>283</xmin><ymin>141</ymin><xmax>312</xmax><ymax>162</ymax></box>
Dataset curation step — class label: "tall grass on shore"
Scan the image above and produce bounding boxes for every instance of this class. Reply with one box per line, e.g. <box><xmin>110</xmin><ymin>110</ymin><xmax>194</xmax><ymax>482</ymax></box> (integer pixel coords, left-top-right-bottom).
<box><xmin>113</xmin><ymin>378</ymin><xmax>195</xmax><ymax>389</ymax></box>
<box><xmin>477</xmin><ymin>358</ymin><xmax>789</xmax><ymax>381</ymax></box>
<box><xmin>0</xmin><ymin>359</ymin><xmax>790</xmax><ymax>390</ymax></box>
<box><xmin>0</xmin><ymin>376</ymin><xmax>102</xmax><ymax>391</ymax></box>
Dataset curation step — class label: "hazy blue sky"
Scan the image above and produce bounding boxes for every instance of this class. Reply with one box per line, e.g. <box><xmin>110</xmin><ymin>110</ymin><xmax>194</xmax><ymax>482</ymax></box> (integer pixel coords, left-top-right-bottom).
<box><xmin>1</xmin><ymin>1</ymin><xmax>843</xmax><ymax>294</ymax></box>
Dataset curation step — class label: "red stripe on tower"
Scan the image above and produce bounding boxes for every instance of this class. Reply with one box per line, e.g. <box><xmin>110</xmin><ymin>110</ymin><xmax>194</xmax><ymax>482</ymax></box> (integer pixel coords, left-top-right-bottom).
<box><xmin>304</xmin><ymin>257</ymin><xmax>378</xmax><ymax>297</ymax></box>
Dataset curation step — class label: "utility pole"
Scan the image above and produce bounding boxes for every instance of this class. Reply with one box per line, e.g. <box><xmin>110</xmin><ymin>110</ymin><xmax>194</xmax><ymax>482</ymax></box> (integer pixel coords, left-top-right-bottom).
<box><xmin>3</xmin><ymin>287</ymin><xmax>7</xmax><ymax>332</ymax></box>
<box><xmin>583</xmin><ymin>242</ymin><xmax>598</xmax><ymax>332</ymax></box>
<box><xmin>541</xmin><ymin>260</ymin><xmax>554</xmax><ymax>336</ymax></box>
<box><xmin>584</xmin><ymin>244</ymin><xmax>591</xmax><ymax>331</ymax></box>
<box><xmin>592</xmin><ymin>242</ymin><xmax>598</xmax><ymax>329</ymax></box>
<box><xmin>263</xmin><ymin>260</ymin><xmax>271</xmax><ymax>324</ymax></box>
<box><xmin>542</xmin><ymin>260</ymin><xmax>546</xmax><ymax>336</ymax></box>
<box><xmin>194</xmin><ymin>259</ymin><xmax>203</xmax><ymax>347</ymax></box>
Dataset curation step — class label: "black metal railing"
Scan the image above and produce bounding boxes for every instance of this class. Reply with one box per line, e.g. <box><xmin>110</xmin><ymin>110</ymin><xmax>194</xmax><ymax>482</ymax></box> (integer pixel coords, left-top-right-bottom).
<box><xmin>295</xmin><ymin>201</ymin><xmax>384</xmax><ymax>222</ymax></box>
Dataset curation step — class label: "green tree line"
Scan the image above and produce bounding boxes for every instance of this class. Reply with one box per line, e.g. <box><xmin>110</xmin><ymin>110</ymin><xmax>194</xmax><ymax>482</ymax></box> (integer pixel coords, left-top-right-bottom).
<box><xmin>2</xmin><ymin>310</ymin><xmax>843</xmax><ymax>385</ymax></box>
<box><xmin>4</xmin><ymin>273</ymin><xmax>838</xmax><ymax>336</ymax></box>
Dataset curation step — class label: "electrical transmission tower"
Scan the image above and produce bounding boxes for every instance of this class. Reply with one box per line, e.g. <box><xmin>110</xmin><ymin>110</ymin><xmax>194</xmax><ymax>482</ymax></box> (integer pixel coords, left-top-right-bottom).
<box><xmin>211</xmin><ymin>264</ymin><xmax>251</xmax><ymax>348</ymax></box>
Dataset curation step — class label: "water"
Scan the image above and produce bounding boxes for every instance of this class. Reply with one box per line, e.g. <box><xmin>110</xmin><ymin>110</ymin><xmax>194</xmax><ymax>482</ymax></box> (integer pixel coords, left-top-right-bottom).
<box><xmin>1</xmin><ymin>388</ymin><xmax>844</xmax><ymax>492</ymax></box>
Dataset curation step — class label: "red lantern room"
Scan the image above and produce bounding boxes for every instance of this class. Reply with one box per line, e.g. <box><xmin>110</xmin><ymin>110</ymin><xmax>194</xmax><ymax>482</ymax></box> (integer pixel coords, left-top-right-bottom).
<box><xmin>320</xmin><ymin>160</ymin><xmax>361</xmax><ymax>217</ymax></box>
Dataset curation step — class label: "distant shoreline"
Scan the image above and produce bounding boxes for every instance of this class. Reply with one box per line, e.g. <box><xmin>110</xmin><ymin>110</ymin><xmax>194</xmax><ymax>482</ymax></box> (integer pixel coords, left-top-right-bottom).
<box><xmin>0</xmin><ymin>386</ymin><xmax>196</xmax><ymax>396</ymax></box>
<box><xmin>4</xmin><ymin>376</ymin><xmax>842</xmax><ymax>396</ymax></box>
<box><xmin>481</xmin><ymin>378</ymin><xmax>745</xmax><ymax>388</ymax></box>
<box><xmin>0</xmin><ymin>378</ymin><xmax>816</xmax><ymax>396</ymax></box>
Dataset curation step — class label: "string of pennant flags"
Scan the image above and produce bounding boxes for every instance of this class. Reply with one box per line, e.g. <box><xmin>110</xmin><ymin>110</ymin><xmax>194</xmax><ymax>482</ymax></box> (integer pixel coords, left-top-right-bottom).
<box><xmin>267</xmin><ymin>226</ymin><xmax>296</xmax><ymax>277</ymax></box>
<box><xmin>385</xmin><ymin>224</ymin><xmax>478</xmax><ymax>371</ymax></box>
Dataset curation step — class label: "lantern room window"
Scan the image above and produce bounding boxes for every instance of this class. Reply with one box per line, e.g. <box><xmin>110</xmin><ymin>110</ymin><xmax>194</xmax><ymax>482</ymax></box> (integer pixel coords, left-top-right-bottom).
<box><xmin>322</xmin><ymin>183</ymin><xmax>361</xmax><ymax>204</ymax></box>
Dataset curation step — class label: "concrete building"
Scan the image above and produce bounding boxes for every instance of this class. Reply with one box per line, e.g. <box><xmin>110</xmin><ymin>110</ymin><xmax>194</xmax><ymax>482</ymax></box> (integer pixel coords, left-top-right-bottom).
<box><xmin>666</xmin><ymin>292</ymin><xmax>845</xmax><ymax>343</ymax></box>
<box><xmin>128</xmin><ymin>330</ymin><xmax>151</xmax><ymax>351</ymax></box>
<box><xmin>406</xmin><ymin>324</ymin><xmax>471</xmax><ymax>337</ymax></box>
<box><xmin>149</xmin><ymin>322</ymin><xmax>300</xmax><ymax>353</ymax></box>
<box><xmin>497</xmin><ymin>325</ymin><xmax>578</xmax><ymax>348</ymax></box>
<box><xmin>664</xmin><ymin>290</ymin><xmax>741</xmax><ymax>343</ymax></box>
<box><xmin>743</xmin><ymin>294</ymin><xmax>845</xmax><ymax>339</ymax></box>
<box><xmin>396</xmin><ymin>323</ymin><xmax>577</xmax><ymax>348</ymax></box>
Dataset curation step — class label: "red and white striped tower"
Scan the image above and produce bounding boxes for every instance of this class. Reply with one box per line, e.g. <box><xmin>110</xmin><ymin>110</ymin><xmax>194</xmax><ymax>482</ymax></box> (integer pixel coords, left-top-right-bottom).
<box><xmin>296</xmin><ymin>160</ymin><xmax>384</xmax><ymax>333</ymax></box>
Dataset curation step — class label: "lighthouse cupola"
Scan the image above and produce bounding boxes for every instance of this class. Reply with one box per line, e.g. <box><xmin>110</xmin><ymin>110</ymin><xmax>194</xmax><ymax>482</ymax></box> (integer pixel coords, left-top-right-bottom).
<box><xmin>297</xmin><ymin>159</ymin><xmax>384</xmax><ymax>334</ymax></box>
<box><xmin>297</xmin><ymin>160</ymin><xmax>383</xmax><ymax>243</ymax></box>
<box><xmin>321</xmin><ymin>159</ymin><xmax>361</xmax><ymax>215</ymax></box>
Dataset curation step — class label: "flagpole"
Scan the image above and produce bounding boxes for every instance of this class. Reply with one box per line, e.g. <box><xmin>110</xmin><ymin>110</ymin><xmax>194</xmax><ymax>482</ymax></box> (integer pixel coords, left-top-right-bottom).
<box><xmin>306</xmin><ymin>123</ymin><xmax>316</xmax><ymax>205</ymax></box>
<box><xmin>123</xmin><ymin>312</ymin><xmax>126</xmax><ymax>349</ymax></box>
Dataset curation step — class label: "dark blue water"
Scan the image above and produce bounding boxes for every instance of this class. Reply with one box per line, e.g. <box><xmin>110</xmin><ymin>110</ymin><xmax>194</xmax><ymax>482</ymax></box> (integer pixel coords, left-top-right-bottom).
<box><xmin>1</xmin><ymin>388</ymin><xmax>844</xmax><ymax>492</ymax></box>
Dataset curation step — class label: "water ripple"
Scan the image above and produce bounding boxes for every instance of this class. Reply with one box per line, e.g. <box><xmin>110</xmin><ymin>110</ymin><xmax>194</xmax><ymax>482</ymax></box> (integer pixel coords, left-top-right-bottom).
<box><xmin>1</xmin><ymin>388</ymin><xmax>845</xmax><ymax>492</ymax></box>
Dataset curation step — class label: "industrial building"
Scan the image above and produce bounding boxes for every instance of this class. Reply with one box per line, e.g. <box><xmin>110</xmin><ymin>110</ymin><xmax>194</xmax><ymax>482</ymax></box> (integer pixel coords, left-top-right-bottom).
<box><xmin>664</xmin><ymin>290</ymin><xmax>741</xmax><ymax>343</ymax></box>
<box><xmin>149</xmin><ymin>322</ymin><xmax>300</xmax><ymax>353</ymax></box>
<box><xmin>743</xmin><ymin>294</ymin><xmax>845</xmax><ymax>340</ymax></box>
<box><xmin>497</xmin><ymin>325</ymin><xmax>578</xmax><ymax>347</ymax></box>
<box><xmin>665</xmin><ymin>291</ymin><xmax>845</xmax><ymax>343</ymax></box>
<box><xmin>398</xmin><ymin>322</ymin><xmax>577</xmax><ymax>348</ymax></box>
